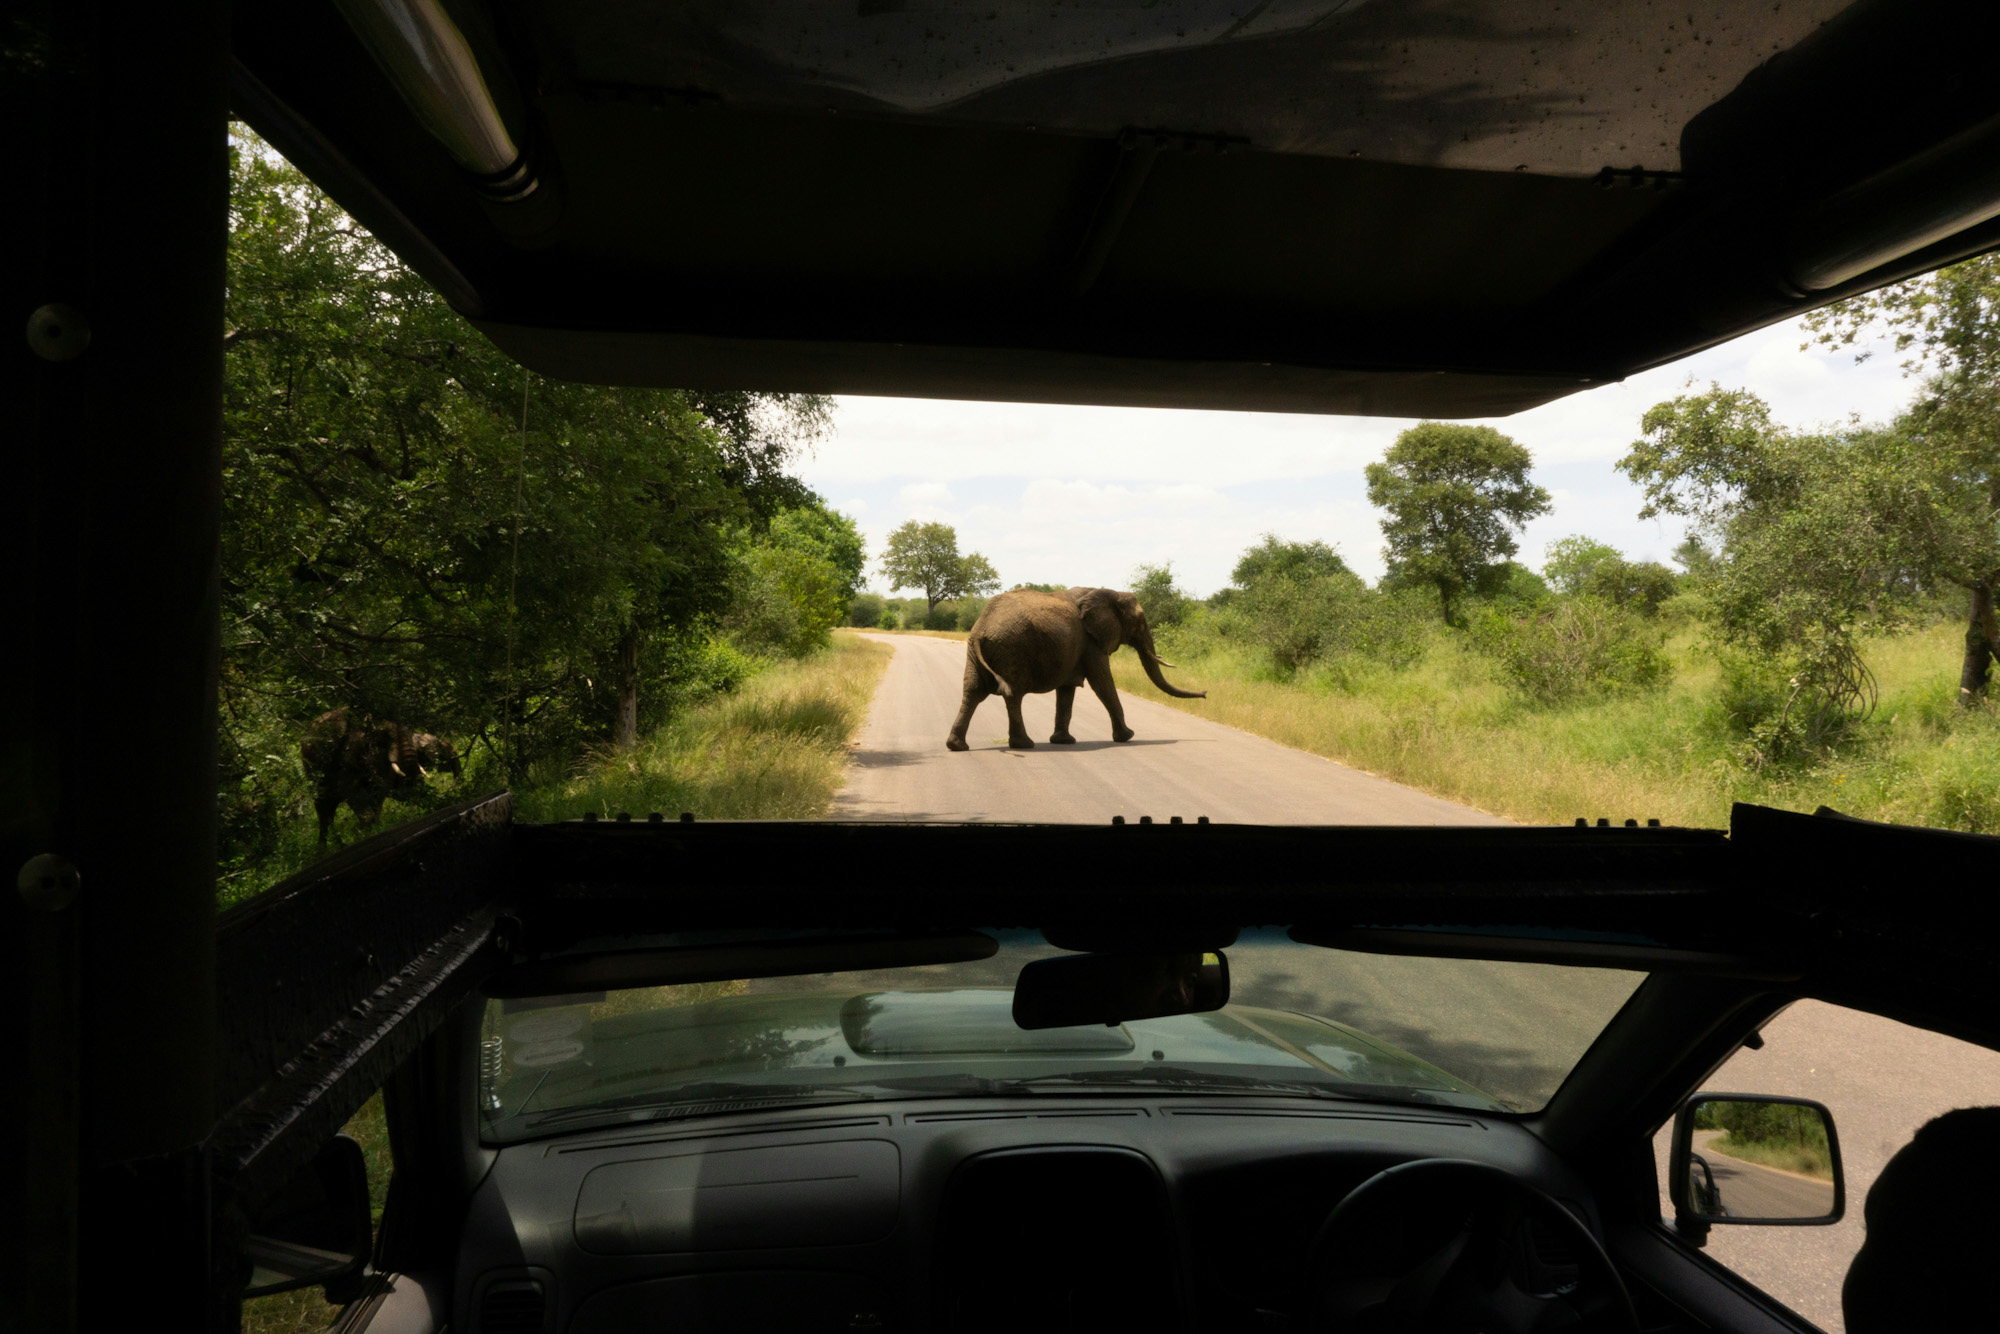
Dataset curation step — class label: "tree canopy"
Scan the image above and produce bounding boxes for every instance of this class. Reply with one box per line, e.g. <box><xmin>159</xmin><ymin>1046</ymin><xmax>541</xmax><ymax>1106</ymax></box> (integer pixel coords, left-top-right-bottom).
<box><xmin>219</xmin><ymin>129</ymin><xmax>831</xmax><ymax>880</ymax></box>
<box><xmin>878</xmin><ymin>521</ymin><xmax>1000</xmax><ymax>611</ymax></box>
<box><xmin>1365</xmin><ymin>423</ymin><xmax>1551</xmax><ymax>621</ymax></box>
<box><xmin>1231</xmin><ymin>535</ymin><xmax>1351</xmax><ymax>589</ymax></box>
<box><xmin>1130</xmin><ymin>562</ymin><xmax>1192</xmax><ymax>627</ymax></box>
<box><xmin>1619</xmin><ymin>385</ymin><xmax>1939</xmax><ymax>747</ymax></box>
<box><xmin>1805</xmin><ymin>255</ymin><xmax>2000</xmax><ymax>703</ymax></box>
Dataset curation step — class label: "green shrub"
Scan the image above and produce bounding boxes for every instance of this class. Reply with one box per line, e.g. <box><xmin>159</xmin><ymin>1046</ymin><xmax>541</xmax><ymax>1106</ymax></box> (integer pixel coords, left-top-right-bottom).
<box><xmin>956</xmin><ymin>596</ymin><xmax>988</xmax><ymax>630</ymax></box>
<box><xmin>847</xmin><ymin>592</ymin><xmax>885</xmax><ymax>628</ymax></box>
<box><xmin>1132</xmin><ymin>562</ymin><xmax>1192</xmax><ymax>627</ymax></box>
<box><xmin>877</xmin><ymin>608</ymin><xmax>900</xmax><ymax>630</ymax></box>
<box><xmin>1238</xmin><ymin>574</ymin><xmax>1430</xmax><ymax>676</ymax></box>
<box><xmin>923</xmin><ymin>604</ymin><xmax>960</xmax><ymax>631</ymax></box>
<box><xmin>1473</xmin><ymin>597</ymin><xmax>1673</xmax><ymax>705</ymax></box>
<box><xmin>1473</xmin><ymin>561</ymin><xmax>1554</xmax><ymax>609</ymax></box>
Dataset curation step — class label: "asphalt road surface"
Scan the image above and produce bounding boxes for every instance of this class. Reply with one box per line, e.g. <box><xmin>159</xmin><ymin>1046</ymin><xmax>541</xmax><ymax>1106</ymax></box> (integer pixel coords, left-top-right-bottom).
<box><xmin>831</xmin><ymin>634</ymin><xmax>1504</xmax><ymax>824</ymax></box>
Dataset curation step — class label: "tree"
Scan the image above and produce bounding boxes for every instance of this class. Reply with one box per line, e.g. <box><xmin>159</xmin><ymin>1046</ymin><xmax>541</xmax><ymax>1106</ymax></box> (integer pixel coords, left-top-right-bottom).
<box><xmin>1806</xmin><ymin>254</ymin><xmax>2000</xmax><ymax>702</ymax></box>
<box><xmin>218</xmin><ymin>129</ymin><xmax>827</xmax><ymax>874</ymax></box>
<box><xmin>1619</xmin><ymin>385</ymin><xmax>1927</xmax><ymax>749</ymax></box>
<box><xmin>1131</xmin><ymin>562</ymin><xmax>1192</xmax><ymax>627</ymax></box>
<box><xmin>766</xmin><ymin>501</ymin><xmax>867</xmax><ymax>604</ymax></box>
<box><xmin>1364</xmin><ymin>423</ymin><xmax>1552</xmax><ymax>621</ymax></box>
<box><xmin>1543</xmin><ymin>536</ymin><xmax>1625</xmax><ymax>596</ymax></box>
<box><xmin>1231</xmin><ymin>535</ymin><xmax>1350</xmax><ymax>589</ymax></box>
<box><xmin>1542</xmin><ymin>536</ymin><xmax>1678</xmax><ymax>616</ymax></box>
<box><xmin>878</xmin><ymin>521</ymin><xmax>999</xmax><ymax>612</ymax></box>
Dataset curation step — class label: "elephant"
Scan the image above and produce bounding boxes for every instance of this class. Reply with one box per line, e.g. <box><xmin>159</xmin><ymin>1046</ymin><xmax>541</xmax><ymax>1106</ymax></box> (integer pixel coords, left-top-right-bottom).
<box><xmin>301</xmin><ymin>707</ymin><xmax>462</xmax><ymax>845</ymax></box>
<box><xmin>946</xmin><ymin>587</ymin><xmax>1206</xmax><ymax>752</ymax></box>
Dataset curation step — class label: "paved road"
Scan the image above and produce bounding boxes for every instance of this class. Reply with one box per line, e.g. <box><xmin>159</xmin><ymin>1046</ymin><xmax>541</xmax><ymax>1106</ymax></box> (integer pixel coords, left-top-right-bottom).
<box><xmin>831</xmin><ymin>634</ymin><xmax>1503</xmax><ymax>825</ymax></box>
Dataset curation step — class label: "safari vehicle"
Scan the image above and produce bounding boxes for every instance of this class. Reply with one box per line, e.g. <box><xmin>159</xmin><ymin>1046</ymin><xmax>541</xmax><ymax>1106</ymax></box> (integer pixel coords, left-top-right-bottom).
<box><xmin>10</xmin><ymin>1</ymin><xmax>2000</xmax><ymax>1332</ymax></box>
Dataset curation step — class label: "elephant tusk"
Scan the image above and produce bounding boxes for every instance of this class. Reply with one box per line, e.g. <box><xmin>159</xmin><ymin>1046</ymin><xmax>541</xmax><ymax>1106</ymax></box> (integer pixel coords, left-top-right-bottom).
<box><xmin>1153</xmin><ymin>657</ymin><xmax>1180</xmax><ymax>669</ymax></box>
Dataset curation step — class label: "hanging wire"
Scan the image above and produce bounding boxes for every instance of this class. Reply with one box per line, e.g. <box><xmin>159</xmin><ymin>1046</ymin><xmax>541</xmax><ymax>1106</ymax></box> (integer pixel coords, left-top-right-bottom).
<box><xmin>503</xmin><ymin>372</ymin><xmax>529</xmax><ymax>779</ymax></box>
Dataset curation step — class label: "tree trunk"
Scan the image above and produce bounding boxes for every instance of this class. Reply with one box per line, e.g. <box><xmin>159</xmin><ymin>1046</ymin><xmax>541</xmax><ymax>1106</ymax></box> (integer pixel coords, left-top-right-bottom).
<box><xmin>1961</xmin><ymin>582</ymin><xmax>1998</xmax><ymax>706</ymax></box>
<box><xmin>614</xmin><ymin>628</ymin><xmax>639</xmax><ymax>749</ymax></box>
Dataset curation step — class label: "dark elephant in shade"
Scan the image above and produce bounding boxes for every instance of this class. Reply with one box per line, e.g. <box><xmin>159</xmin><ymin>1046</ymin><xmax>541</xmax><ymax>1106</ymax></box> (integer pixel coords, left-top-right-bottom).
<box><xmin>947</xmin><ymin>587</ymin><xmax>1206</xmax><ymax>752</ymax></box>
<box><xmin>302</xmin><ymin>707</ymin><xmax>461</xmax><ymax>844</ymax></box>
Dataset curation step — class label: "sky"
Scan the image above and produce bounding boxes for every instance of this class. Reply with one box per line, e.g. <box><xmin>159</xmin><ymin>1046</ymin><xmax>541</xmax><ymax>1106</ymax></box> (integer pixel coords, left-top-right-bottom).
<box><xmin>797</xmin><ymin>319</ymin><xmax>1919</xmax><ymax>598</ymax></box>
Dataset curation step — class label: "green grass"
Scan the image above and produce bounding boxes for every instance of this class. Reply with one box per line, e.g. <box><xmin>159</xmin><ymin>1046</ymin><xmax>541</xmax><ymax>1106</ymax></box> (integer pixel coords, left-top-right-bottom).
<box><xmin>513</xmin><ymin>632</ymin><xmax>893</xmax><ymax>822</ymax></box>
<box><xmin>1705</xmin><ymin>1132</ymin><xmax>1836</xmax><ymax>1181</ymax></box>
<box><xmin>1113</xmin><ymin>619</ymin><xmax>2000</xmax><ymax>831</ymax></box>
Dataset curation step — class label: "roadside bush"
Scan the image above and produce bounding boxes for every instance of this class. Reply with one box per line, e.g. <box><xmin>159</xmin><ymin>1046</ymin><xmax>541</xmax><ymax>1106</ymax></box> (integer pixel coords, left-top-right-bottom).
<box><xmin>1473</xmin><ymin>561</ymin><xmax>1554</xmax><ymax>610</ymax></box>
<box><xmin>1236</xmin><ymin>574</ymin><xmax>1430</xmax><ymax>676</ymax></box>
<box><xmin>877</xmin><ymin>607</ymin><xmax>899</xmax><ymax>630</ymax></box>
<box><xmin>1132</xmin><ymin>562</ymin><xmax>1192</xmax><ymax>627</ymax></box>
<box><xmin>847</xmin><ymin>592</ymin><xmax>885</xmax><ymax>628</ymax></box>
<box><xmin>956</xmin><ymin>596</ymin><xmax>988</xmax><ymax>630</ymax></box>
<box><xmin>722</xmin><ymin>542</ymin><xmax>844</xmax><ymax>658</ymax></box>
<box><xmin>924</xmin><ymin>604</ymin><xmax>960</xmax><ymax>630</ymax></box>
<box><xmin>1472</xmin><ymin>597</ymin><xmax>1672</xmax><ymax>705</ymax></box>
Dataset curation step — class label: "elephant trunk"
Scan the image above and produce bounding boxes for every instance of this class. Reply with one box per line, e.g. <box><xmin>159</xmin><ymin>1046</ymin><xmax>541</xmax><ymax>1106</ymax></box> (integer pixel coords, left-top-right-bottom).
<box><xmin>1139</xmin><ymin>633</ymin><xmax>1206</xmax><ymax>699</ymax></box>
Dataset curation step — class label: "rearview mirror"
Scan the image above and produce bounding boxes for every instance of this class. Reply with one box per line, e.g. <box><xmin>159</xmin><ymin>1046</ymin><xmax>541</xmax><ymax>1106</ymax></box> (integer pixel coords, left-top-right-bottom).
<box><xmin>1012</xmin><ymin>950</ymin><xmax>1228</xmax><ymax>1030</ymax></box>
<box><xmin>1669</xmin><ymin>1094</ymin><xmax>1844</xmax><ymax>1232</ymax></box>
<box><xmin>242</xmin><ymin>1133</ymin><xmax>372</xmax><ymax>1301</ymax></box>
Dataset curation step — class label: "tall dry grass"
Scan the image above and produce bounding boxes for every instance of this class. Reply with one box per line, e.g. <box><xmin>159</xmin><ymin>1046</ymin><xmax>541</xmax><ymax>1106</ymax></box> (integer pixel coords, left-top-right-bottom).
<box><xmin>1114</xmin><ymin>620</ymin><xmax>2000</xmax><ymax>831</ymax></box>
<box><xmin>515</xmin><ymin>632</ymin><xmax>893</xmax><ymax>822</ymax></box>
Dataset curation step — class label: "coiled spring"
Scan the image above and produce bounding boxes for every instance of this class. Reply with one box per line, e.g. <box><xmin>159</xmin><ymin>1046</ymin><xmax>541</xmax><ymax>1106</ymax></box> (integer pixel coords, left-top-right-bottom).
<box><xmin>479</xmin><ymin>1035</ymin><xmax>505</xmax><ymax>1113</ymax></box>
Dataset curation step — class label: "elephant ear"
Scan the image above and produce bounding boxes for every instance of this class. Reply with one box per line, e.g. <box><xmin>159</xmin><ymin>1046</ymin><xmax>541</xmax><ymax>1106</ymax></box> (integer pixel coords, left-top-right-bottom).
<box><xmin>1077</xmin><ymin>588</ymin><xmax>1124</xmax><ymax>654</ymax></box>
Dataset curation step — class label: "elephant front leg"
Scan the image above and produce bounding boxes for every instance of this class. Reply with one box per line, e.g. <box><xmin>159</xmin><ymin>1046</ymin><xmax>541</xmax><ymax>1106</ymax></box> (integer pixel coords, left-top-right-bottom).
<box><xmin>946</xmin><ymin>687</ymin><xmax>988</xmax><ymax>752</ymax></box>
<box><xmin>1003</xmin><ymin>693</ymin><xmax>1035</xmax><ymax>749</ymax></box>
<box><xmin>1050</xmin><ymin>686</ymin><xmax>1077</xmax><ymax>744</ymax></box>
<box><xmin>1085</xmin><ymin>656</ymin><xmax>1135</xmax><ymax>742</ymax></box>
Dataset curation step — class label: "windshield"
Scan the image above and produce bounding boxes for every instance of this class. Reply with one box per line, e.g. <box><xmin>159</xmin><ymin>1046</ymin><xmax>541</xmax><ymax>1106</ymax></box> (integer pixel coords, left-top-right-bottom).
<box><xmin>478</xmin><ymin>930</ymin><xmax>1644</xmax><ymax>1143</ymax></box>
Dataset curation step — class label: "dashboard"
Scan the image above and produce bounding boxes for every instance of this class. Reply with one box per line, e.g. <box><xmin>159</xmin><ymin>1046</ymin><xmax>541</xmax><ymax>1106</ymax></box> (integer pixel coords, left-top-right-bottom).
<box><xmin>452</xmin><ymin>1096</ymin><xmax>1601</xmax><ymax>1334</ymax></box>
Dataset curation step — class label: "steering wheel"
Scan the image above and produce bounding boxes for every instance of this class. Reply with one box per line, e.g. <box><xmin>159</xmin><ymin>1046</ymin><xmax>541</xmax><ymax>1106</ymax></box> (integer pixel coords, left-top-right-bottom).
<box><xmin>1295</xmin><ymin>1159</ymin><xmax>1639</xmax><ymax>1333</ymax></box>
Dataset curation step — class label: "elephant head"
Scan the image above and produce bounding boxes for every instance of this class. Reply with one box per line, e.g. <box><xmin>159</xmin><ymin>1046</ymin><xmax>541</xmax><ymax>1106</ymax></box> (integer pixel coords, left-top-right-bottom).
<box><xmin>400</xmin><ymin>731</ymin><xmax>461</xmax><ymax>782</ymax></box>
<box><xmin>1072</xmin><ymin>588</ymin><xmax>1207</xmax><ymax>699</ymax></box>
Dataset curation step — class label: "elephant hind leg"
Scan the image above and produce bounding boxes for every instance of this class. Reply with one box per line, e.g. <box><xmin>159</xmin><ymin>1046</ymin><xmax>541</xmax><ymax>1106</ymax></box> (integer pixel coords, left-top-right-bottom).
<box><xmin>1003</xmin><ymin>693</ymin><xmax>1034</xmax><ymax>749</ymax></box>
<box><xmin>946</xmin><ymin>686</ymin><xmax>989</xmax><ymax>752</ymax></box>
<box><xmin>1050</xmin><ymin>685</ymin><xmax>1077</xmax><ymax>743</ymax></box>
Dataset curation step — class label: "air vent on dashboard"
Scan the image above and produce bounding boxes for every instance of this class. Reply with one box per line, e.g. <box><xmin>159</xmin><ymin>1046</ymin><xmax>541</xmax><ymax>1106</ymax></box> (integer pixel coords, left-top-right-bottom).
<box><xmin>479</xmin><ymin>1278</ymin><xmax>546</xmax><ymax>1334</ymax></box>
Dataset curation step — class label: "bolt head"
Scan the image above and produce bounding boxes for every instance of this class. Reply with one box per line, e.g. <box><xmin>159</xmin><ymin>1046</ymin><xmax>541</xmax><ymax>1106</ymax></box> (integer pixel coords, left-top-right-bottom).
<box><xmin>16</xmin><ymin>853</ymin><xmax>80</xmax><ymax>911</ymax></box>
<box><xmin>26</xmin><ymin>304</ymin><xmax>90</xmax><ymax>362</ymax></box>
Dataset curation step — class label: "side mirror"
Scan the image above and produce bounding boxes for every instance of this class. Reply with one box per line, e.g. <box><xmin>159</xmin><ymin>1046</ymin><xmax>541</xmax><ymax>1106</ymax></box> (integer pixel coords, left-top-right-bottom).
<box><xmin>242</xmin><ymin>1133</ymin><xmax>372</xmax><ymax>1302</ymax></box>
<box><xmin>1669</xmin><ymin>1094</ymin><xmax>1844</xmax><ymax>1241</ymax></box>
<box><xmin>1012</xmin><ymin>950</ymin><xmax>1229</xmax><ymax>1030</ymax></box>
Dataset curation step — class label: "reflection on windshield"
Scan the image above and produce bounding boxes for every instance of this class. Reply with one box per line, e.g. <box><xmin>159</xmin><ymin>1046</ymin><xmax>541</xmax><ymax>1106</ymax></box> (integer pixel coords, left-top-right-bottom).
<box><xmin>478</xmin><ymin>931</ymin><xmax>1644</xmax><ymax>1143</ymax></box>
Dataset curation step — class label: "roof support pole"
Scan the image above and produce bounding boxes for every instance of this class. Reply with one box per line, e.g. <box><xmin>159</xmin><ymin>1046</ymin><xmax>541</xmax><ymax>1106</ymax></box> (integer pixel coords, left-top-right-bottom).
<box><xmin>2</xmin><ymin>0</ymin><xmax>229</xmax><ymax>1328</ymax></box>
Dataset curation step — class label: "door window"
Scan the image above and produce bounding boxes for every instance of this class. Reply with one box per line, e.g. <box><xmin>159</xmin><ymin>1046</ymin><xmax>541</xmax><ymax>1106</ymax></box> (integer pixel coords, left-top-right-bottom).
<box><xmin>1652</xmin><ymin>1001</ymin><xmax>2000</xmax><ymax>1333</ymax></box>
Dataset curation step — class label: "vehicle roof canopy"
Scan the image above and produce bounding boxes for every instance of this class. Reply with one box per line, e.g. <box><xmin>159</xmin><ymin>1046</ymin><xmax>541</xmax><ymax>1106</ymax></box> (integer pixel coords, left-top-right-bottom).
<box><xmin>232</xmin><ymin>0</ymin><xmax>2000</xmax><ymax>413</ymax></box>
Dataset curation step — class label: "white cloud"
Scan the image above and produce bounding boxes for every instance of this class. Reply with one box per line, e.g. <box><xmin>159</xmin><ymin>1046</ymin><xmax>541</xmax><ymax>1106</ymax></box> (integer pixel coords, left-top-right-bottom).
<box><xmin>809</xmin><ymin>316</ymin><xmax>1928</xmax><ymax>596</ymax></box>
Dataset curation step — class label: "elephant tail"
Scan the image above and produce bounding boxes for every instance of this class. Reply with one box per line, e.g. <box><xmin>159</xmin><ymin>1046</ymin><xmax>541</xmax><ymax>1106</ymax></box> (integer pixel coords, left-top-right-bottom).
<box><xmin>972</xmin><ymin>638</ymin><xmax>1015</xmax><ymax>698</ymax></box>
